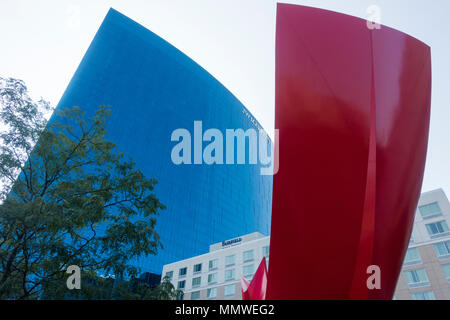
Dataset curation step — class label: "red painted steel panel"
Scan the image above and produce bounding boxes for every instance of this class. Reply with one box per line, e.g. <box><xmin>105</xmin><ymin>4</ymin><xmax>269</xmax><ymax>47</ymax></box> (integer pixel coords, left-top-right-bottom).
<box><xmin>267</xmin><ymin>4</ymin><xmax>431</xmax><ymax>300</ymax></box>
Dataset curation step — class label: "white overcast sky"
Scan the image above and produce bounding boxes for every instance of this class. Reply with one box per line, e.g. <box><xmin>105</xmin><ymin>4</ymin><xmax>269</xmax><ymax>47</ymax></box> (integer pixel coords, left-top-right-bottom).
<box><xmin>0</xmin><ymin>0</ymin><xmax>449</xmax><ymax>195</ymax></box>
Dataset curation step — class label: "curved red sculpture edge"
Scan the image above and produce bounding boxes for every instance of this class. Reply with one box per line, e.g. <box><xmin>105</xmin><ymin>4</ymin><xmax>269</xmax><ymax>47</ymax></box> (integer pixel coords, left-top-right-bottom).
<box><xmin>241</xmin><ymin>257</ymin><xmax>268</xmax><ymax>300</ymax></box>
<box><xmin>267</xmin><ymin>4</ymin><xmax>431</xmax><ymax>300</ymax></box>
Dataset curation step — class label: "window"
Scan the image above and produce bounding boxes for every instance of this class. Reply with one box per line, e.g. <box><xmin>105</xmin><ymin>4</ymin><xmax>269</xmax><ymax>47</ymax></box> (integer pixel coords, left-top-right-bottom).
<box><xmin>207</xmin><ymin>287</ymin><xmax>217</xmax><ymax>299</ymax></box>
<box><xmin>177</xmin><ymin>280</ymin><xmax>186</xmax><ymax>290</ymax></box>
<box><xmin>411</xmin><ymin>291</ymin><xmax>436</xmax><ymax>300</ymax></box>
<box><xmin>243</xmin><ymin>264</ymin><xmax>254</xmax><ymax>278</ymax></box>
<box><xmin>243</xmin><ymin>250</ymin><xmax>254</xmax><ymax>262</ymax></box>
<box><xmin>434</xmin><ymin>241</ymin><xmax>450</xmax><ymax>258</ymax></box>
<box><xmin>426</xmin><ymin>221</ymin><xmax>450</xmax><ymax>237</ymax></box>
<box><xmin>404</xmin><ymin>269</ymin><xmax>429</xmax><ymax>288</ymax></box>
<box><xmin>225</xmin><ymin>269</ymin><xmax>235</xmax><ymax>281</ymax></box>
<box><xmin>179</xmin><ymin>267</ymin><xmax>187</xmax><ymax>277</ymax></box>
<box><xmin>419</xmin><ymin>202</ymin><xmax>442</xmax><ymax>219</ymax></box>
<box><xmin>442</xmin><ymin>264</ymin><xmax>450</xmax><ymax>282</ymax></box>
<box><xmin>209</xmin><ymin>259</ymin><xmax>218</xmax><ymax>270</ymax></box>
<box><xmin>225</xmin><ymin>255</ymin><xmax>235</xmax><ymax>266</ymax></box>
<box><xmin>224</xmin><ymin>284</ymin><xmax>235</xmax><ymax>296</ymax></box>
<box><xmin>177</xmin><ymin>292</ymin><xmax>184</xmax><ymax>300</ymax></box>
<box><xmin>165</xmin><ymin>271</ymin><xmax>173</xmax><ymax>280</ymax></box>
<box><xmin>192</xmin><ymin>277</ymin><xmax>201</xmax><ymax>288</ymax></box>
<box><xmin>208</xmin><ymin>273</ymin><xmax>218</xmax><ymax>284</ymax></box>
<box><xmin>191</xmin><ymin>291</ymin><xmax>200</xmax><ymax>300</ymax></box>
<box><xmin>262</xmin><ymin>246</ymin><xmax>270</xmax><ymax>258</ymax></box>
<box><xmin>403</xmin><ymin>248</ymin><xmax>422</xmax><ymax>266</ymax></box>
<box><xmin>193</xmin><ymin>263</ymin><xmax>202</xmax><ymax>273</ymax></box>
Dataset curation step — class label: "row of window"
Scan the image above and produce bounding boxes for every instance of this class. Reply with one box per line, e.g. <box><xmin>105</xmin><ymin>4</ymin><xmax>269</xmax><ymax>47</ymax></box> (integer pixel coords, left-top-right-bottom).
<box><xmin>165</xmin><ymin>246</ymin><xmax>270</xmax><ymax>280</ymax></box>
<box><xmin>410</xmin><ymin>220</ymin><xmax>450</xmax><ymax>243</ymax></box>
<box><xmin>411</xmin><ymin>290</ymin><xmax>436</xmax><ymax>300</ymax></box>
<box><xmin>425</xmin><ymin>220</ymin><xmax>450</xmax><ymax>237</ymax></box>
<box><xmin>416</xmin><ymin>202</ymin><xmax>450</xmax><ymax>239</ymax></box>
<box><xmin>404</xmin><ymin>264</ymin><xmax>450</xmax><ymax>288</ymax></box>
<box><xmin>395</xmin><ymin>289</ymin><xmax>437</xmax><ymax>300</ymax></box>
<box><xmin>176</xmin><ymin>264</ymin><xmax>257</xmax><ymax>290</ymax></box>
<box><xmin>186</xmin><ymin>279</ymin><xmax>442</xmax><ymax>301</ymax></box>
<box><xmin>418</xmin><ymin>202</ymin><xmax>442</xmax><ymax>219</ymax></box>
<box><xmin>403</xmin><ymin>240</ymin><xmax>450</xmax><ymax>266</ymax></box>
<box><xmin>190</xmin><ymin>284</ymin><xmax>236</xmax><ymax>300</ymax></box>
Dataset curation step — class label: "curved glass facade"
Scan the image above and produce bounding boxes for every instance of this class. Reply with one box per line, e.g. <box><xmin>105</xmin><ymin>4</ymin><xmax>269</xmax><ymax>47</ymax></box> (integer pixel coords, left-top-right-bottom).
<box><xmin>54</xmin><ymin>8</ymin><xmax>272</xmax><ymax>274</ymax></box>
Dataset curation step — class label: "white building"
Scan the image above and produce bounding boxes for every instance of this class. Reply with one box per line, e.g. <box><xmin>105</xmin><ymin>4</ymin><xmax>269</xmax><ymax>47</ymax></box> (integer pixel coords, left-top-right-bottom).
<box><xmin>395</xmin><ymin>188</ymin><xmax>450</xmax><ymax>299</ymax></box>
<box><xmin>161</xmin><ymin>232</ymin><xmax>269</xmax><ymax>300</ymax></box>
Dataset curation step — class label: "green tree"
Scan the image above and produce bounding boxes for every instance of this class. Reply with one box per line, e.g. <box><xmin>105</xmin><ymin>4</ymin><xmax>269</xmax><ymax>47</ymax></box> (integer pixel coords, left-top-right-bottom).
<box><xmin>148</xmin><ymin>275</ymin><xmax>184</xmax><ymax>300</ymax></box>
<box><xmin>0</xmin><ymin>77</ymin><xmax>165</xmax><ymax>299</ymax></box>
<box><xmin>103</xmin><ymin>275</ymin><xmax>182</xmax><ymax>300</ymax></box>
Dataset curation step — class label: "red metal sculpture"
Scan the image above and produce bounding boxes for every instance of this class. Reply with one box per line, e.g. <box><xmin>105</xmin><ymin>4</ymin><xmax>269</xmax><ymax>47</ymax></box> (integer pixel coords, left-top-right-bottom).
<box><xmin>267</xmin><ymin>4</ymin><xmax>431</xmax><ymax>300</ymax></box>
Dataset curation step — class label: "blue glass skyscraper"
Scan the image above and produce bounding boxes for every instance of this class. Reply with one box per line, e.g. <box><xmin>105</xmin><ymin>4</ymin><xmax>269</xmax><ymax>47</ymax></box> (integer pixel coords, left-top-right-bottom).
<box><xmin>54</xmin><ymin>8</ymin><xmax>272</xmax><ymax>274</ymax></box>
